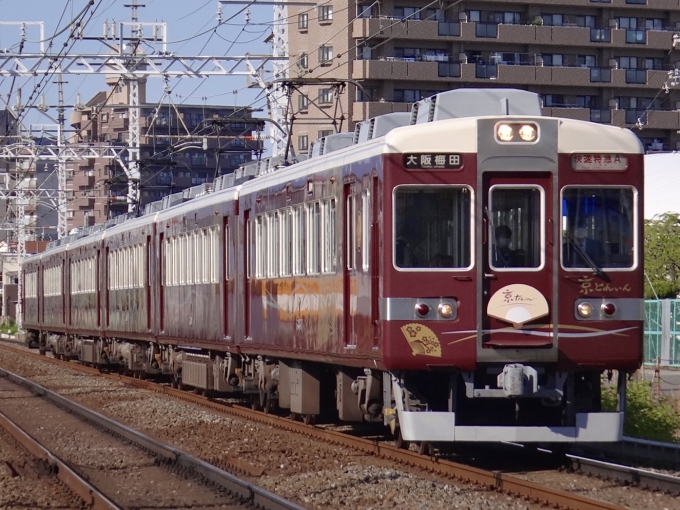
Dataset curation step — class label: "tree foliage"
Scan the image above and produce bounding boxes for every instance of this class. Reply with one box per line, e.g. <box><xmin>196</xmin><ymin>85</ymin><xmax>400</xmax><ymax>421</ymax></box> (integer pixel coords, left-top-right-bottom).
<box><xmin>602</xmin><ymin>379</ymin><xmax>680</xmax><ymax>442</ymax></box>
<box><xmin>644</xmin><ymin>213</ymin><xmax>680</xmax><ymax>299</ymax></box>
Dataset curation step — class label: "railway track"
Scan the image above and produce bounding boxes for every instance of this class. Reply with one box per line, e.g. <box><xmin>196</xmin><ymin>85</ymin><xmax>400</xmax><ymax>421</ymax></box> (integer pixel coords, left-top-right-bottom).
<box><xmin>1</xmin><ymin>341</ymin><xmax>678</xmax><ymax>510</ymax></box>
<box><xmin>0</xmin><ymin>365</ymin><xmax>305</xmax><ymax>510</ymax></box>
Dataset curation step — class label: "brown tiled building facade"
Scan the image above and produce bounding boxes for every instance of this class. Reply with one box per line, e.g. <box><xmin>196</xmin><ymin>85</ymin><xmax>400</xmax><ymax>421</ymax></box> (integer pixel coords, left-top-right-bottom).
<box><xmin>288</xmin><ymin>0</ymin><xmax>680</xmax><ymax>153</ymax></box>
<box><xmin>68</xmin><ymin>77</ymin><xmax>262</xmax><ymax>231</ymax></box>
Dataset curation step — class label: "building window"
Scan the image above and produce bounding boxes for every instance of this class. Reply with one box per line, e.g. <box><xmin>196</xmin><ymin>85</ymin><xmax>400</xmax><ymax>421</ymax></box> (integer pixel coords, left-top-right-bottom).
<box><xmin>625</xmin><ymin>69</ymin><xmax>647</xmax><ymax>84</ymax></box>
<box><xmin>100</xmin><ymin>113</ymin><xmax>108</xmax><ymax>123</ymax></box>
<box><xmin>298</xmin><ymin>13</ymin><xmax>308</xmax><ymax>29</ymax></box>
<box><xmin>298</xmin><ymin>95</ymin><xmax>309</xmax><ymax>111</ymax></box>
<box><xmin>318</xmin><ymin>129</ymin><xmax>333</xmax><ymax>138</ymax></box>
<box><xmin>626</xmin><ymin>0</ymin><xmax>645</xmax><ymax>4</ymax></box>
<box><xmin>475</xmin><ymin>23</ymin><xmax>498</xmax><ymax>38</ymax></box>
<box><xmin>590</xmin><ymin>68</ymin><xmax>611</xmax><ymax>82</ymax></box>
<box><xmin>578</xmin><ymin>55</ymin><xmax>596</xmax><ymax>67</ymax></box>
<box><xmin>355</xmin><ymin>86</ymin><xmax>375</xmax><ymax>102</ymax></box>
<box><xmin>357</xmin><ymin>3</ymin><xmax>378</xmax><ymax>18</ymax></box>
<box><xmin>318</xmin><ymin>5</ymin><xmax>333</xmax><ymax>22</ymax></box>
<box><xmin>319</xmin><ymin>45</ymin><xmax>333</xmax><ymax>64</ymax></box>
<box><xmin>542</xmin><ymin>54</ymin><xmax>563</xmax><ymax>67</ymax></box>
<box><xmin>394</xmin><ymin>89</ymin><xmax>422</xmax><ymax>102</ymax></box>
<box><xmin>590</xmin><ymin>28</ymin><xmax>611</xmax><ymax>43</ymax></box>
<box><xmin>438</xmin><ymin>62</ymin><xmax>460</xmax><ymax>78</ymax></box>
<box><xmin>356</xmin><ymin>42</ymin><xmax>372</xmax><ymax>60</ymax></box>
<box><xmin>475</xmin><ymin>63</ymin><xmax>497</xmax><ymax>79</ymax></box>
<box><xmin>298</xmin><ymin>135</ymin><xmax>309</xmax><ymax>151</ymax></box>
<box><xmin>319</xmin><ymin>88</ymin><xmax>334</xmax><ymax>104</ymax></box>
<box><xmin>438</xmin><ymin>21</ymin><xmax>460</xmax><ymax>36</ymax></box>
<box><xmin>626</xmin><ymin>30</ymin><xmax>646</xmax><ymax>44</ymax></box>
<box><xmin>298</xmin><ymin>52</ymin><xmax>308</xmax><ymax>69</ymax></box>
<box><xmin>645</xmin><ymin>19</ymin><xmax>663</xmax><ymax>30</ymax></box>
<box><xmin>394</xmin><ymin>7</ymin><xmax>422</xmax><ymax>20</ymax></box>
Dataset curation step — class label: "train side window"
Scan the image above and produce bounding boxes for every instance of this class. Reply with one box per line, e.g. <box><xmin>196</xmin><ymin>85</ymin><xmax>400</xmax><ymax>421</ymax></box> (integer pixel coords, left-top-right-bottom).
<box><xmin>361</xmin><ymin>190</ymin><xmax>370</xmax><ymax>271</ymax></box>
<box><xmin>292</xmin><ymin>205</ymin><xmax>306</xmax><ymax>276</ymax></box>
<box><xmin>346</xmin><ymin>194</ymin><xmax>355</xmax><ymax>271</ymax></box>
<box><xmin>561</xmin><ymin>186</ymin><xmax>635</xmax><ymax>270</ymax></box>
<box><xmin>224</xmin><ymin>226</ymin><xmax>229</xmax><ymax>281</ymax></box>
<box><xmin>188</xmin><ymin>234</ymin><xmax>195</xmax><ymax>285</ymax></box>
<box><xmin>394</xmin><ymin>186</ymin><xmax>472</xmax><ymax>270</ymax></box>
<box><xmin>256</xmin><ymin>215</ymin><xmax>267</xmax><ymax>279</ymax></box>
<box><xmin>179</xmin><ymin>236</ymin><xmax>186</xmax><ymax>285</ymax></box>
<box><xmin>139</xmin><ymin>245</ymin><xmax>143</xmax><ymax>288</ymax></box>
<box><xmin>489</xmin><ymin>186</ymin><xmax>543</xmax><ymax>271</ymax></box>
<box><xmin>280</xmin><ymin>208</ymin><xmax>292</xmax><ymax>277</ymax></box>
<box><xmin>322</xmin><ymin>198</ymin><xmax>336</xmax><ymax>274</ymax></box>
<box><xmin>269</xmin><ymin>212</ymin><xmax>280</xmax><ymax>278</ymax></box>
<box><xmin>307</xmin><ymin>202</ymin><xmax>321</xmax><ymax>275</ymax></box>
<box><xmin>211</xmin><ymin>227</ymin><xmax>219</xmax><ymax>283</ymax></box>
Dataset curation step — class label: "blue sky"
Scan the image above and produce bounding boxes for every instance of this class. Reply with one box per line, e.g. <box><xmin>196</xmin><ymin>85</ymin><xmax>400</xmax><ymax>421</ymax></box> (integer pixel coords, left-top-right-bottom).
<box><xmin>0</xmin><ymin>0</ymin><xmax>275</xmax><ymax>136</ymax></box>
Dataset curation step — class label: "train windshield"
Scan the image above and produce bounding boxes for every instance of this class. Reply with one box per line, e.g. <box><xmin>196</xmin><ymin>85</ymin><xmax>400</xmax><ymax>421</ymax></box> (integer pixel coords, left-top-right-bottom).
<box><xmin>394</xmin><ymin>186</ymin><xmax>472</xmax><ymax>269</ymax></box>
<box><xmin>561</xmin><ymin>187</ymin><xmax>636</xmax><ymax>270</ymax></box>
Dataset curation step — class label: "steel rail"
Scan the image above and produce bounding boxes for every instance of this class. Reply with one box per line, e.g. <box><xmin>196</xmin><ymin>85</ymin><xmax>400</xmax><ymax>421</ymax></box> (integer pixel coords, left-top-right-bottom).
<box><xmin>0</xmin><ymin>366</ymin><xmax>307</xmax><ymax>510</ymax></box>
<box><xmin>568</xmin><ymin>454</ymin><xmax>680</xmax><ymax>496</ymax></box>
<box><xmin>0</xmin><ymin>404</ymin><xmax>121</xmax><ymax>510</ymax></box>
<box><xmin>0</xmin><ymin>343</ymin><xmax>647</xmax><ymax>510</ymax></box>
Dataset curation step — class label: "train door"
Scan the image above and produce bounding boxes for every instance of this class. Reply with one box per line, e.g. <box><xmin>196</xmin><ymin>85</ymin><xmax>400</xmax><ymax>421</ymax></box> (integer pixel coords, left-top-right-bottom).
<box><xmin>480</xmin><ymin>172</ymin><xmax>557</xmax><ymax>356</ymax></box>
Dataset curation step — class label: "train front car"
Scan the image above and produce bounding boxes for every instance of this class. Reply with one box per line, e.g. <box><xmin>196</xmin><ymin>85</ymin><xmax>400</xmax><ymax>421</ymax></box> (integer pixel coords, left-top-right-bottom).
<box><xmin>382</xmin><ymin>89</ymin><xmax>643</xmax><ymax>444</ymax></box>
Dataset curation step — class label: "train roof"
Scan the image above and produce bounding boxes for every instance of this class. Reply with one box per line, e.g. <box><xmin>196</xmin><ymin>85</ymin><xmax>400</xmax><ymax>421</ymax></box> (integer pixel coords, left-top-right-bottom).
<box><xmin>26</xmin><ymin>88</ymin><xmax>643</xmax><ymax>262</ymax></box>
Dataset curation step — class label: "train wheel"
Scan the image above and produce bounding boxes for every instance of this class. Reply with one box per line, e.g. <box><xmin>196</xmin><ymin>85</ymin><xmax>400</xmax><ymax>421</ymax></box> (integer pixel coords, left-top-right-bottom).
<box><xmin>302</xmin><ymin>414</ymin><xmax>315</xmax><ymax>425</ymax></box>
<box><xmin>250</xmin><ymin>395</ymin><xmax>262</xmax><ymax>411</ymax></box>
<box><xmin>416</xmin><ymin>441</ymin><xmax>432</xmax><ymax>456</ymax></box>
<box><xmin>263</xmin><ymin>394</ymin><xmax>278</xmax><ymax>415</ymax></box>
<box><xmin>394</xmin><ymin>428</ymin><xmax>409</xmax><ymax>450</ymax></box>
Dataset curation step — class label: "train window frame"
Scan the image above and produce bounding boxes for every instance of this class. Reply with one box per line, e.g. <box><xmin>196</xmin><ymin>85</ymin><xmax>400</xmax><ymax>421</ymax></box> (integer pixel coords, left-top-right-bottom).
<box><xmin>560</xmin><ymin>185</ymin><xmax>638</xmax><ymax>272</ymax></box>
<box><xmin>392</xmin><ymin>184</ymin><xmax>475</xmax><ymax>272</ymax></box>
<box><xmin>488</xmin><ymin>184</ymin><xmax>545</xmax><ymax>272</ymax></box>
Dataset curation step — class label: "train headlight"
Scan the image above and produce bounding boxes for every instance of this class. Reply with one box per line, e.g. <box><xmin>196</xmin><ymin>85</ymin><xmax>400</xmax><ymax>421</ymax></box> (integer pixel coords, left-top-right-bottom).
<box><xmin>496</xmin><ymin>124</ymin><xmax>514</xmax><ymax>142</ymax></box>
<box><xmin>519</xmin><ymin>124</ymin><xmax>537</xmax><ymax>142</ymax></box>
<box><xmin>415</xmin><ymin>302</ymin><xmax>431</xmax><ymax>318</ymax></box>
<box><xmin>438</xmin><ymin>302</ymin><xmax>455</xmax><ymax>318</ymax></box>
<box><xmin>577</xmin><ymin>302</ymin><xmax>594</xmax><ymax>318</ymax></box>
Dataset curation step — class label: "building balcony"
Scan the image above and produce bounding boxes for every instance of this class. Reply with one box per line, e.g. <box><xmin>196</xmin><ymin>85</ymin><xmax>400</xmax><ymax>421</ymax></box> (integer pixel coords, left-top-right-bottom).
<box><xmin>351</xmin><ymin>17</ymin><xmax>440</xmax><ymax>40</ymax></box>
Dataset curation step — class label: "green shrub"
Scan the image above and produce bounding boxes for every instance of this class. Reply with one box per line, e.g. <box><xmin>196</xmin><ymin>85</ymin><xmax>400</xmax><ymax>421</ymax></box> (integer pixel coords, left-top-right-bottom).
<box><xmin>602</xmin><ymin>379</ymin><xmax>680</xmax><ymax>442</ymax></box>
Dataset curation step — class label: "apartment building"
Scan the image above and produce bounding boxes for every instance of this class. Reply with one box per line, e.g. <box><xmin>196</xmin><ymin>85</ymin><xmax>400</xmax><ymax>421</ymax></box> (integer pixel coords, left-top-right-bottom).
<box><xmin>288</xmin><ymin>0</ymin><xmax>680</xmax><ymax>153</ymax></box>
<box><xmin>68</xmin><ymin>77</ymin><xmax>262</xmax><ymax>231</ymax></box>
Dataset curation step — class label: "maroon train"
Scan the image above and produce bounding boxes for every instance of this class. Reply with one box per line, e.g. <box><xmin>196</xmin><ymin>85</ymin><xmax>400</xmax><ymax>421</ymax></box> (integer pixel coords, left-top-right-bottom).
<box><xmin>22</xmin><ymin>89</ymin><xmax>644</xmax><ymax>444</ymax></box>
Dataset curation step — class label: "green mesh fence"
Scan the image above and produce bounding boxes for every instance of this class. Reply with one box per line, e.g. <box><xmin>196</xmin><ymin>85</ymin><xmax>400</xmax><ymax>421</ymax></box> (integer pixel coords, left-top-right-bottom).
<box><xmin>644</xmin><ymin>300</ymin><xmax>662</xmax><ymax>364</ymax></box>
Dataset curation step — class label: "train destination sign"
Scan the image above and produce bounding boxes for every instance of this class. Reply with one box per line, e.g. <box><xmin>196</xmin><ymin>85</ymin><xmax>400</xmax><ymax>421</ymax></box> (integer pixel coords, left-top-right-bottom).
<box><xmin>403</xmin><ymin>153</ymin><xmax>463</xmax><ymax>170</ymax></box>
<box><xmin>571</xmin><ymin>153</ymin><xmax>627</xmax><ymax>171</ymax></box>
